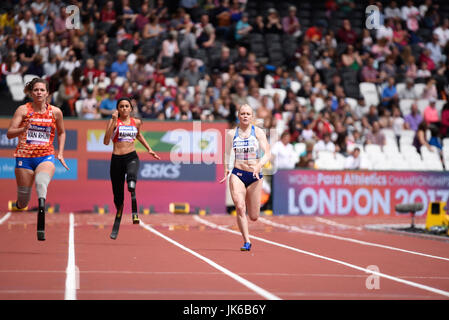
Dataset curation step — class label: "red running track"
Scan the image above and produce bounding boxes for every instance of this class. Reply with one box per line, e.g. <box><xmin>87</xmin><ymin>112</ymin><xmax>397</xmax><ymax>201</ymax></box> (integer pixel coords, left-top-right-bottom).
<box><xmin>0</xmin><ymin>211</ymin><xmax>448</xmax><ymax>300</ymax></box>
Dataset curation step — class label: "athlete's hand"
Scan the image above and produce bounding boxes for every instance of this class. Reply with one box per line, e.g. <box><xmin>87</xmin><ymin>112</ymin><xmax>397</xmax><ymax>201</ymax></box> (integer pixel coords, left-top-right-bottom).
<box><xmin>252</xmin><ymin>164</ymin><xmax>262</xmax><ymax>180</ymax></box>
<box><xmin>57</xmin><ymin>153</ymin><xmax>70</xmax><ymax>171</ymax></box>
<box><xmin>149</xmin><ymin>150</ymin><xmax>160</xmax><ymax>160</ymax></box>
<box><xmin>111</xmin><ymin>110</ymin><xmax>118</xmax><ymax>122</ymax></box>
<box><xmin>219</xmin><ymin>170</ymin><xmax>230</xmax><ymax>183</ymax></box>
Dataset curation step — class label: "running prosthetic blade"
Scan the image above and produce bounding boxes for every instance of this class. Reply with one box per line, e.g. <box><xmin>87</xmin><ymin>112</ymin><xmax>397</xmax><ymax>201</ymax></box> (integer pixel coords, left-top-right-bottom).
<box><xmin>37</xmin><ymin>198</ymin><xmax>45</xmax><ymax>241</ymax></box>
<box><xmin>131</xmin><ymin>191</ymin><xmax>139</xmax><ymax>224</ymax></box>
<box><xmin>110</xmin><ymin>206</ymin><xmax>123</xmax><ymax>240</ymax></box>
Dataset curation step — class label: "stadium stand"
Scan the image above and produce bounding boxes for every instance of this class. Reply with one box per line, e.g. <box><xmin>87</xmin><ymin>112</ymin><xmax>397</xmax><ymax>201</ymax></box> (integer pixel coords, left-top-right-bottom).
<box><xmin>0</xmin><ymin>0</ymin><xmax>448</xmax><ymax>171</ymax></box>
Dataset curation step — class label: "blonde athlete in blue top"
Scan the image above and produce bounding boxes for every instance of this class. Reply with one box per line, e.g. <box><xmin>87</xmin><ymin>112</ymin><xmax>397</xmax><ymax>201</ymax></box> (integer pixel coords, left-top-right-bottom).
<box><xmin>219</xmin><ymin>104</ymin><xmax>271</xmax><ymax>251</ymax></box>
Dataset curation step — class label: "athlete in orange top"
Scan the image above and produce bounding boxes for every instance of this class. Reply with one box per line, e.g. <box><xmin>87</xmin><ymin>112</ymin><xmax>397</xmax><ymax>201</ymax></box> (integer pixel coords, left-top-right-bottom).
<box><xmin>7</xmin><ymin>78</ymin><xmax>69</xmax><ymax>241</ymax></box>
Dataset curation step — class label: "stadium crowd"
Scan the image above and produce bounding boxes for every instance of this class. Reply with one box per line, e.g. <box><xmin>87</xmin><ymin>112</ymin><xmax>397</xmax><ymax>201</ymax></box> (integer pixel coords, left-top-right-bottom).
<box><xmin>0</xmin><ymin>0</ymin><xmax>449</xmax><ymax>171</ymax></box>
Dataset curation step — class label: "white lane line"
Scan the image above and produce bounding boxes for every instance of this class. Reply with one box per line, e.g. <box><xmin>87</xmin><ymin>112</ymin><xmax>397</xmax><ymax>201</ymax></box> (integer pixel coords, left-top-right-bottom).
<box><xmin>64</xmin><ymin>213</ymin><xmax>78</xmax><ymax>300</ymax></box>
<box><xmin>195</xmin><ymin>216</ymin><xmax>449</xmax><ymax>299</ymax></box>
<box><xmin>0</xmin><ymin>212</ymin><xmax>11</xmax><ymax>225</ymax></box>
<box><xmin>259</xmin><ymin>217</ymin><xmax>449</xmax><ymax>262</ymax></box>
<box><xmin>139</xmin><ymin>220</ymin><xmax>281</xmax><ymax>300</ymax></box>
<box><xmin>315</xmin><ymin>217</ymin><xmax>363</xmax><ymax>231</ymax></box>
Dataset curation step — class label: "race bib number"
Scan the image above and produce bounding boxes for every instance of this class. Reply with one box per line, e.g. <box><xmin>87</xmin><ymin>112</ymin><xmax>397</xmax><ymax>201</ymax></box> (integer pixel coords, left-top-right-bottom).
<box><xmin>26</xmin><ymin>124</ymin><xmax>51</xmax><ymax>145</ymax></box>
<box><xmin>117</xmin><ymin>126</ymin><xmax>137</xmax><ymax>142</ymax></box>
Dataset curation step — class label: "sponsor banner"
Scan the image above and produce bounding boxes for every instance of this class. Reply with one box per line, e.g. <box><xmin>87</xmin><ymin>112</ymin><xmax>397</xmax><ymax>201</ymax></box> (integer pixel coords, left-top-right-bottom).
<box><xmin>87</xmin><ymin>159</ymin><xmax>216</xmax><ymax>181</ymax></box>
<box><xmin>0</xmin><ymin>129</ymin><xmax>19</xmax><ymax>149</ymax></box>
<box><xmin>87</xmin><ymin>128</ymin><xmax>220</xmax><ymax>155</ymax></box>
<box><xmin>0</xmin><ymin>128</ymin><xmax>77</xmax><ymax>150</ymax></box>
<box><xmin>273</xmin><ymin>170</ymin><xmax>449</xmax><ymax>216</ymax></box>
<box><xmin>0</xmin><ymin>157</ymin><xmax>78</xmax><ymax>180</ymax></box>
<box><xmin>86</xmin><ymin>129</ymin><xmax>113</xmax><ymax>152</ymax></box>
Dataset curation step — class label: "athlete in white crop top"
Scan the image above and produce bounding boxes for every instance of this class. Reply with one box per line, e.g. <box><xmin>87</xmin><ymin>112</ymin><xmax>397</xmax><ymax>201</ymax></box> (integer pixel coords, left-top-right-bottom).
<box><xmin>220</xmin><ymin>104</ymin><xmax>271</xmax><ymax>251</ymax></box>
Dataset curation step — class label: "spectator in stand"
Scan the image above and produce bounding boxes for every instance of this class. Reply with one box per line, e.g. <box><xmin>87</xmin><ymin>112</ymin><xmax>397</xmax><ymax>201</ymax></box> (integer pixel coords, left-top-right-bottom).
<box><xmin>404</xmin><ymin>103</ymin><xmax>423</xmax><ymax>131</ymax></box>
<box><xmin>385</xmin><ymin>1</ymin><xmax>402</xmax><ymax>21</ymax></box>
<box><xmin>24</xmin><ymin>53</ymin><xmax>44</xmax><ymax>77</ymax></box>
<box><xmin>433</xmin><ymin>18</ymin><xmax>449</xmax><ymax>48</ymax></box>
<box><xmin>421</xmin><ymin>78</ymin><xmax>438</xmax><ymax>100</ymax></box>
<box><xmin>440</xmin><ymin>103</ymin><xmax>449</xmax><ymax>138</ymax></box>
<box><xmin>18</xmin><ymin>10</ymin><xmax>36</xmax><ymax>36</ymax></box>
<box><xmin>361</xmin><ymin>56</ymin><xmax>381</xmax><ymax>83</ymax></box>
<box><xmin>197</xmin><ymin>24</ymin><xmax>216</xmax><ymax>49</ymax></box>
<box><xmin>341</xmin><ymin>44</ymin><xmax>362</xmax><ymax>71</ymax></box>
<box><xmin>135</xmin><ymin>2</ymin><xmax>150</xmax><ymax>32</ymax></box>
<box><xmin>1</xmin><ymin>52</ymin><xmax>22</xmax><ymax>80</ymax></box>
<box><xmin>392</xmin><ymin>21</ymin><xmax>409</xmax><ymax>50</ymax></box>
<box><xmin>180</xmin><ymin>59</ymin><xmax>202</xmax><ymax>86</ymax></box>
<box><xmin>376</xmin><ymin>18</ymin><xmax>394</xmax><ymax>44</ymax></box>
<box><xmin>110</xmin><ymin>50</ymin><xmax>129</xmax><ymax>78</ymax></box>
<box><xmin>99</xmin><ymin>87</ymin><xmax>118</xmax><ymax>118</ymax></box>
<box><xmin>271</xmin><ymin>131</ymin><xmax>298</xmax><ymax>169</ymax></box>
<box><xmin>426</xmin><ymin>34</ymin><xmax>446</xmax><ymax>66</ymax></box>
<box><xmin>337</xmin><ymin>19</ymin><xmax>358</xmax><ymax>46</ymax></box>
<box><xmin>80</xmin><ymin>85</ymin><xmax>101</xmax><ymax>119</ymax></box>
<box><xmin>423</xmin><ymin>98</ymin><xmax>440</xmax><ymax>127</ymax></box>
<box><xmin>159</xmin><ymin>31</ymin><xmax>180</xmax><ymax>70</ymax></box>
<box><xmin>282</xmin><ymin>6</ymin><xmax>301</xmax><ymax>39</ymax></box>
<box><xmin>35</xmin><ymin>13</ymin><xmax>49</xmax><ymax>36</ymax></box>
<box><xmin>251</xmin><ymin>15</ymin><xmax>265</xmax><ymax>35</ymax></box>
<box><xmin>100</xmin><ymin>0</ymin><xmax>117</xmax><ymax>24</ymax></box>
<box><xmin>212</xmin><ymin>46</ymin><xmax>233</xmax><ymax>74</ymax></box>
<box><xmin>413</xmin><ymin>121</ymin><xmax>433</xmax><ymax>153</ymax></box>
<box><xmin>265</xmin><ymin>8</ymin><xmax>283</xmax><ymax>34</ymax></box>
<box><xmin>365</xmin><ymin>121</ymin><xmax>386</xmax><ymax>146</ymax></box>
<box><xmin>229</xmin><ymin>0</ymin><xmax>244</xmax><ymax>23</ymax></box>
<box><xmin>344</xmin><ymin>147</ymin><xmax>361</xmax><ymax>170</ymax></box>
<box><xmin>16</xmin><ymin>35</ymin><xmax>35</xmax><ymax>68</ymax></box>
<box><xmin>381</xmin><ymin>76</ymin><xmax>399</xmax><ymax>109</ymax></box>
<box><xmin>214</xmin><ymin>0</ymin><xmax>232</xmax><ymax>39</ymax></box>
<box><xmin>419</xmin><ymin>48</ymin><xmax>436</xmax><ymax>72</ymax></box>
<box><xmin>404</xmin><ymin>55</ymin><xmax>418</xmax><ymax>79</ymax></box>
<box><xmin>401</xmin><ymin>0</ymin><xmax>420</xmax><ymax>33</ymax></box>
<box><xmin>313</xmin><ymin>132</ymin><xmax>335</xmax><ymax>159</ymax></box>
<box><xmin>305</xmin><ymin>20</ymin><xmax>325</xmax><ymax>44</ymax></box>
<box><xmin>142</xmin><ymin>14</ymin><xmax>165</xmax><ymax>41</ymax></box>
<box><xmin>56</xmin><ymin>74</ymin><xmax>79</xmax><ymax>117</ymax></box>
<box><xmin>235</xmin><ymin>12</ymin><xmax>252</xmax><ymax>44</ymax></box>
<box><xmin>399</xmin><ymin>78</ymin><xmax>419</xmax><ymax>99</ymax></box>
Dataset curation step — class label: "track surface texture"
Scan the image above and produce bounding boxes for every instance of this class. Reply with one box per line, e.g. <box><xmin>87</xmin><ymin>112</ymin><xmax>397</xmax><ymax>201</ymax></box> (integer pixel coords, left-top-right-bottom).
<box><xmin>0</xmin><ymin>212</ymin><xmax>448</xmax><ymax>301</ymax></box>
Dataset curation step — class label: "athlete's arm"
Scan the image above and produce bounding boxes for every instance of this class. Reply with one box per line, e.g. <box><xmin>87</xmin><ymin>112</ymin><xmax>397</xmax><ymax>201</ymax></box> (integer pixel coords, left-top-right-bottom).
<box><xmin>136</xmin><ymin>119</ymin><xmax>160</xmax><ymax>159</ymax></box>
<box><xmin>54</xmin><ymin>107</ymin><xmax>69</xmax><ymax>170</ymax></box>
<box><xmin>219</xmin><ymin>128</ymin><xmax>234</xmax><ymax>183</ymax></box>
<box><xmin>103</xmin><ymin>111</ymin><xmax>118</xmax><ymax>145</ymax></box>
<box><xmin>253</xmin><ymin>126</ymin><xmax>271</xmax><ymax>179</ymax></box>
<box><xmin>6</xmin><ymin>105</ymin><xmax>28</xmax><ymax>139</ymax></box>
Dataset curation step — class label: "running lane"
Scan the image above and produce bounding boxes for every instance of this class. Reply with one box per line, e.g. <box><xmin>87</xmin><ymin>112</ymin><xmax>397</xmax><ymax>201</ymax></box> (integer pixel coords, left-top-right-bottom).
<box><xmin>180</xmin><ymin>215</ymin><xmax>449</xmax><ymax>299</ymax></box>
<box><xmin>0</xmin><ymin>212</ymin><xmax>70</xmax><ymax>300</ymax></box>
<box><xmin>73</xmin><ymin>213</ymin><xmax>265</xmax><ymax>300</ymax></box>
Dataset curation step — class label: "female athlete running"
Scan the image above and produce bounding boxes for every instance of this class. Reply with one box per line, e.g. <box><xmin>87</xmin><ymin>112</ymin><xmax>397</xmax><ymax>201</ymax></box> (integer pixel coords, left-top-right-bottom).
<box><xmin>220</xmin><ymin>104</ymin><xmax>271</xmax><ymax>251</ymax></box>
<box><xmin>103</xmin><ymin>97</ymin><xmax>160</xmax><ymax>239</ymax></box>
<box><xmin>7</xmin><ymin>77</ymin><xmax>69</xmax><ymax>241</ymax></box>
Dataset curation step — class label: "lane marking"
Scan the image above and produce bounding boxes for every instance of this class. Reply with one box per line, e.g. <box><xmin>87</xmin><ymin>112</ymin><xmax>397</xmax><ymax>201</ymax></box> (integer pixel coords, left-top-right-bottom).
<box><xmin>64</xmin><ymin>213</ymin><xmax>78</xmax><ymax>300</ymax></box>
<box><xmin>0</xmin><ymin>212</ymin><xmax>11</xmax><ymax>225</ymax></box>
<box><xmin>195</xmin><ymin>216</ymin><xmax>449</xmax><ymax>298</ymax></box>
<box><xmin>2</xmin><ymin>270</ymin><xmax>447</xmax><ymax>280</ymax></box>
<box><xmin>259</xmin><ymin>217</ymin><xmax>449</xmax><ymax>262</ymax></box>
<box><xmin>139</xmin><ymin>220</ymin><xmax>281</xmax><ymax>300</ymax></box>
<box><xmin>314</xmin><ymin>217</ymin><xmax>363</xmax><ymax>231</ymax></box>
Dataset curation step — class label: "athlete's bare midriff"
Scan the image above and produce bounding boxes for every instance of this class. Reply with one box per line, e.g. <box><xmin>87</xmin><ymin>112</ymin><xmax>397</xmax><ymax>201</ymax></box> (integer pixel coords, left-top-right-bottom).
<box><xmin>112</xmin><ymin>141</ymin><xmax>136</xmax><ymax>155</ymax></box>
<box><xmin>234</xmin><ymin>159</ymin><xmax>259</xmax><ymax>172</ymax></box>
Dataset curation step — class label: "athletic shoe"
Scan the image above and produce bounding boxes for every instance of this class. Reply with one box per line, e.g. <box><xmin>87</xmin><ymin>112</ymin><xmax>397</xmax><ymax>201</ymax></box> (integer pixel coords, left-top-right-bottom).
<box><xmin>240</xmin><ymin>242</ymin><xmax>252</xmax><ymax>251</ymax></box>
<box><xmin>9</xmin><ymin>201</ymin><xmax>28</xmax><ymax>212</ymax></box>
